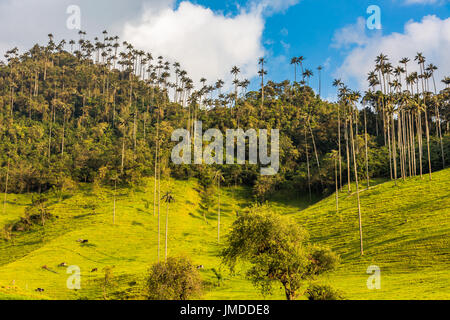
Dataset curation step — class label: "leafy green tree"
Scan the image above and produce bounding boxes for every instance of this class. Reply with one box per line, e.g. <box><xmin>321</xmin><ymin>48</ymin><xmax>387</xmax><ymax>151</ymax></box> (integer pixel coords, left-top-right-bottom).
<box><xmin>221</xmin><ymin>206</ymin><xmax>339</xmax><ymax>300</ymax></box>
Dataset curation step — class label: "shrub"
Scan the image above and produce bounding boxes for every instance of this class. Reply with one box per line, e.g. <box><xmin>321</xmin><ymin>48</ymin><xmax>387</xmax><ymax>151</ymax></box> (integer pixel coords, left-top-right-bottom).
<box><xmin>146</xmin><ymin>256</ymin><xmax>202</xmax><ymax>300</ymax></box>
<box><xmin>305</xmin><ymin>284</ymin><xmax>345</xmax><ymax>300</ymax></box>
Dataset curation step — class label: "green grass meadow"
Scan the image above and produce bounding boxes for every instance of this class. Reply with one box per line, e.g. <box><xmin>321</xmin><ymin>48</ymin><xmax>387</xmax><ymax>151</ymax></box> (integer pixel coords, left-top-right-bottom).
<box><xmin>0</xmin><ymin>169</ymin><xmax>449</xmax><ymax>300</ymax></box>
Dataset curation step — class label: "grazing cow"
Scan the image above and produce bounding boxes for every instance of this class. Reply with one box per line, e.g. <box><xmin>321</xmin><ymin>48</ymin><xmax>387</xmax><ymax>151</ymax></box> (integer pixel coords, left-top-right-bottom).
<box><xmin>58</xmin><ymin>262</ymin><xmax>68</xmax><ymax>267</ymax></box>
<box><xmin>197</xmin><ymin>265</ymin><xmax>204</xmax><ymax>269</ymax></box>
<box><xmin>91</xmin><ymin>268</ymin><xmax>98</xmax><ymax>273</ymax></box>
<box><xmin>35</xmin><ymin>288</ymin><xmax>45</xmax><ymax>292</ymax></box>
<box><xmin>77</xmin><ymin>239</ymin><xmax>89</xmax><ymax>243</ymax></box>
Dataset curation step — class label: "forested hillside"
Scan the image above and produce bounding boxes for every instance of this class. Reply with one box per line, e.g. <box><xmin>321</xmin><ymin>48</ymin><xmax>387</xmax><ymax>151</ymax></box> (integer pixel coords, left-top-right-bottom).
<box><xmin>1</xmin><ymin>33</ymin><xmax>449</xmax><ymax>202</ymax></box>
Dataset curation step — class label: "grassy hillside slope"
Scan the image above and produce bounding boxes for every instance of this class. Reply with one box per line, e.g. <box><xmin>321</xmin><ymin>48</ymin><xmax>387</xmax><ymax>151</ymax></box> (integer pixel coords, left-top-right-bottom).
<box><xmin>274</xmin><ymin>170</ymin><xmax>450</xmax><ymax>299</ymax></box>
<box><xmin>0</xmin><ymin>169</ymin><xmax>449</xmax><ymax>300</ymax></box>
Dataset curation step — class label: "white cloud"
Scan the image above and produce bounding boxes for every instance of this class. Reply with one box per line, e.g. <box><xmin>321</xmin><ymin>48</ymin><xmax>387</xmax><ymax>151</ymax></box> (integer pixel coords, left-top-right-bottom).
<box><xmin>334</xmin><ymin>15</ymin><xmax>450</xmax><ymax>92</ymax></box>
<box><xmin>254</xmin><ymin>0</ymin><xmax>301</xmax><ymax>14</ymax></box>
<box><xmin>280</xmin><ymin>40</ymin><xmax>291</xmax><ymax>52</ymax></box>
<box><xmin>122</xmin><ymin>1</ymin><xmax>267</xmax><ymax>88</ymax></box>
<box><xmin>0</xmin><ymin>0</ymin><xmax>300</xmax><ymax>89</ymax></box>
<box><xmin>322</xmin><ymin>57</ymin><xmax>331</xmax><ymax>70</ymax></box>
<box><xmin>403</xmin><ymin>0</ymin><xmax>444</xmax><ymax>4</ymax></box>
<box><xmin>0</xmin><ymin>0</ymin><xmax>164</xmax><ymax>55</ymax></box>
<box><xmin>121</xmin><ymin>0</ymin><xmax>301</xmax><ymax>88</ymax></box>
<box><xmin>331</xmin><ymin>17</ymin><xmax>371</xmax><ymax>49</ymax></box>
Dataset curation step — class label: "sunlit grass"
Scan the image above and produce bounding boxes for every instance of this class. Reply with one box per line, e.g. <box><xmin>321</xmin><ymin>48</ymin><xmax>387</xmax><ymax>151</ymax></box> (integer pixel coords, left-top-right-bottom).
<box><xmin>0</xmin><ymin>169</ymin><xmax>449</xmax><ymax>300</ymax></box>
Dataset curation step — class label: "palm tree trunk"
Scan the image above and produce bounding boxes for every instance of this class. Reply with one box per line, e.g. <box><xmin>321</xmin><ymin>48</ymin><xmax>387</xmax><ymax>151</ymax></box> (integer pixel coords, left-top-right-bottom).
<box><xmin>387</xmin><ymin>117</ymin><xmax>393</xmax><ymax>180</ymax></box>
<box><xmin>350</xmin><ymin>112</ymin><xmax>364</xmax><ymax>256</ymax></box>
<box><xmin>121</xmin><ymin>137</ymin><xmax>125</xmax><ymax>174</ymax></box>
<box><xmin>406</xmin><ymin>111</ymin><xmax>412</xmax><ymax>177</ymax></box>
<box><xmin>3</xmin><ymin>157</ymin><xmax>10</xmax><ymax>215</ymax></box>
<box><xmin>218</xmin><ymin>180</ymin><xmax>221</xmax><ymax>244</ymax></box>
<box><xmin>345</xmin><ymin>118</ymin><xmax>351</xmax><ymax>193</ymax></box>
<box><xmin>261</xmin><ymin>73</ymin><xmax>264</xmax><ymax>111</ymax></box>
<box><xmin>165</xmin><ymin>202</ymin><xmax>169</xmax><ymax>262</ymax></box>
<box><xmin>308</xmin><ymin>119</ymin><xmax>323</xmax><ymax>188</ymax></box>
<box><xmin>157</xmin><ymin>108</ymin><xmax>161</xmax><ymax>262</ymax></box>
<box><xmin>410</xmin><ymin>112</ymin><xmax>417</xmax><ymax>176</ymax></box>
<box><xmin>154</xmin><ymin>152</ymin><xmax>157</xmax><ymax>218</ymax></box>
<box><xmin>113</xmin><ymin>180</ymin><xmax>116</xmax><ymax>225</ymax></box>
<box><xmin>61</xmin><ymin>114</ymin><xmax>66</xmax><ymax>156</ymax></box>
<box><xmin>335</xmin><ymin>155</ymin><xmax>339</xmax><ymax>220</ymax></box>
<box><xmin>424</xmin><ymin>107</ymin><xmax>432</xmax><ymax>180</ymax></box>
<box><xmin>337</xmin><ymin>105</ymin><xmax>342</xmax><ymax>190</ymax></box>
<box><xmin>391</xmin><ymin>114</ymin><xmax>397</xmax><ymax>184</ymax></box>
<box><xmin>48</xmin><ymin>114</ymin><xmax>53</xmax><ymax>161</ymax></box>
<box><xmin>364</xmin><ymin>109</ymin><xmax>370</xmax><ymax>189</ymax></box>
<box><xmin>133</xmin><ymin>104</ymin><xmax>137</xmax><ymax>153</ymax></box>
<box><xmin>305</xmin><ymin>128</ymin><xmax>312</xmax><ymax>202</ymax></box>
<box><xmin>355</xmin><ymin>110</ymin><xmax>359</xmax><ymax>154</ymax></box>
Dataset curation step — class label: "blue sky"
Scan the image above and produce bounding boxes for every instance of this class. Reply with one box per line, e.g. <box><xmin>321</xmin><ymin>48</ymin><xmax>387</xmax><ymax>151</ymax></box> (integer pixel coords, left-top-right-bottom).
<box><xmin>0</xmin><ymin>0</ymin><xmax>449</xmax><ymax>100</ymax></box>
<box><xmin>181</xmin><ymin>0</ymin><xmax>450</xmax><ymax>99</ymax></box>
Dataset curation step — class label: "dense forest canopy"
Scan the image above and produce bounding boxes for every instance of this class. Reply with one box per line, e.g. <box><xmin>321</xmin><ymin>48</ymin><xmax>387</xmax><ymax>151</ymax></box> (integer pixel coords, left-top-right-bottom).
<box><xmin>0</xmin><ymin>31</ymin><xmax>449</xmax><ymax>201</ymax></box>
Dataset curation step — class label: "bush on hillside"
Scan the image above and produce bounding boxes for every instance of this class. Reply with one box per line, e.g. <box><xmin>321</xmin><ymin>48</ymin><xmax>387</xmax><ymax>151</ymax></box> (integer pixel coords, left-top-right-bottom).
<box><xmin>146</xmin><ymin>256</ymin><xmax>203</xmax><ymax>300</ymax></box>
<box><xmin>305</xmin><ymin>284</ymin><xmax>345</xmax><ymax>300</ymax></box>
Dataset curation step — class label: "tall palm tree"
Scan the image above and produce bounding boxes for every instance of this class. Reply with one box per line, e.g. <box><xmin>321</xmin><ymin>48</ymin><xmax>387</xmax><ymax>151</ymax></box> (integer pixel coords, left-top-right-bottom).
<box><xmin>426</xmin><ymin>63</ymin><xmax>445</xmax><ymax>169</ymax></box>
<box><xmin>304</xmin><ymin>127</ymin><xmax>312</xmax><ymax>202</ymax></box>
<box><xmin>333</xmin><ymin>79</ymin><xmax>343</xmax><ymax>189</ymax></box>
<box><xmin>231</xmin><ymin>66</ymin><xmax>240</xmax><ymax>110</ymax></box>
<box><xmin>303</xmin><ymin>69</ymin><xmax>313</xmax><ymax>86</ymax></box>
<box><xmin>348</xmin><ymin>90</ymin><xmax>364</xmax><ymax>256</ymax></box>
<box><xmin>364</xmin><ymin>105</ymin><xmax>370</xmax><ymax>189</ymax></box>
<box><xmin>331</xmin><ymin>150</ymin><xmax>339</xmax><ymax>218</ymax></box>
<box><xmin>339</xmin><ymin>85</ymin><xmax>352</xmax><ymax>193</ymax></box>
<box><xmin>214</xmin><ymin>170</ymin><xmax>225</xmax><ymax>243</ymax></box>
<box><xmin>290</xmin><ymin>57</ymin><xmax>298</xmax><ymax>82</ymax></box>
<box><xmin>2</xmin><ymin>155</ymin><xmax>10</xmax><ymax>215</ymax></box>
<box><xmin>297</xmin><ymin>56</ymin><xmax>305</xmax><ymax>82</ymax></box>
<box><xmin>415</xmin><ymin>53</ymin><xmax>433</xmax><ymax>180</ymax></box>
<box><xmin>317</xmin><ymin>66</ymin><xmax>323</xmax><ymax>97</ymax></box>
<box><xmin>258</xmin><ymin>57</ymin><xmax>267</xmax><ymax>111</ymax></box>
<box><xmin>442</xmin><ymin>76</ymin><xmax>450</xmax><ymax>89</ymax></box>
<box><xmin>111</xmin><ymin>174</ymin><xmax>119</xmax><ymax>225</ymax></box>
<box><xmin>162</xmin><ymin>192</ymin><xmax>175</xmax><ymax>262</ymax></box>
<box><xmin>215</xmin><ymin>79</ymin><xmax>224</xmax><ymax>96</ymax></box>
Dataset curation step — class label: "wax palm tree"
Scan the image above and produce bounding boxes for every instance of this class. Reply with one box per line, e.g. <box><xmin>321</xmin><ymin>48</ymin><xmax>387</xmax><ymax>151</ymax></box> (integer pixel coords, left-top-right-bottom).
<box><xmin>331</xmin><ymin>150</ymin><xmax>339</xmax><ymax>219</ymax></box>
<box><xmin>297</xmin><ymin>56</ymin><xmax>305</xmax><ymax>82</ymax></box>
<box><xmin>231</xmin><ymin>66</ymin><xmax>240</xmax><ymax>109</ymax></box>
<box><xmin>162</xmin><ymin>192</ymin><xmax>175</xmax><ymax>262</ymax></box>
<box><xmin>303</xmin><ymin>69</ymin><xmax>313</xmax><ymax>86</ymax></box>
<box><xmin>290</xmin><ymin>57</ymin><xmax>298</xmax><ymax>82</ymax></box>
<box><xmin>304</xmin><ymin>126</ymin><xmax>312</xmax><ymax>202</ymax></box>
<box><xmin>347</xmin><ymin>90</ymin><xmax>364</xmax><ymax>256</ymax></box>
<box><xmin>442</xmin><ymin>76</ymin><xmax>450</xmax><ymax>88</ymax></box>
<box><xmin>362</xmin><ymin>98</ymin><xmax>371</xmax><ymax>189</ymax></box>
<box><xmin>215</xmin><ymin>79</ymin><xmax>224</xmax><ymax>96</ymax></box>
<box><xmin>317</xmin><ymin>66</ymin><xmax>323</xmax><ymax>97</ymax></box>
<box><xmin>333</xmin><ymin>79</ymin><xmax>343</xmax><ymax>189</ymax></box>
<box><xmin>2</xmin><ymin>154</ymin><xmax>10</xmax><ymax>215</ymax></box>
<box><xmin>415</xmin><ymin>53</ymin><xmax>432</xmax><ymax>180</ymax></box>
<box><xmin>111</xmin><ymin>173</ymin><xmax>119</xmax><ymax>225</ymax></box>
<box><xmin>426</xmin><ymin>63</ymin><xmax>445</xmax><ymax>168</ymax></box>
<box><xmin>214</xmin><ymin>170</ymin><xmax>225</xmax><ymax>243</ymax></box>
<box><xmin>338</xmin><ymin>85</ymin><xmax>352</xmax><ymax>193</ymax></box>
<box><xmin>258</xmin><ymin>57</ymin><xmax>267</xmax><ymax>110</ymax></box>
